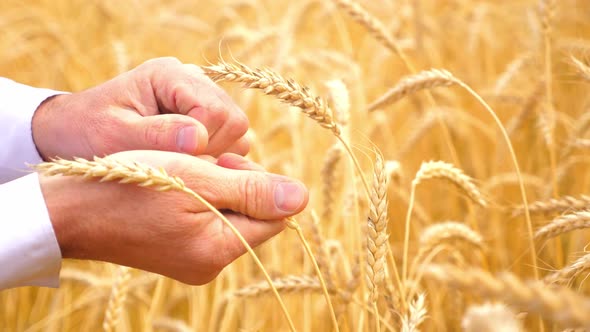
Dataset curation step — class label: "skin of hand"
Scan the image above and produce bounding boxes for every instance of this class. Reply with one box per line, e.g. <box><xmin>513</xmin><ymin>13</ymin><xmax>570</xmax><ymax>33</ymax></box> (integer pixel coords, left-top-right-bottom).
<box><xmin>39</xmin><ymin>151</ymin><xmax>308</xmax><ymax>285</ymax></box>
<box><xmin>32</xmin><ymin>57</ymin><xmax>250</xmax><ymax>160</ymax></box>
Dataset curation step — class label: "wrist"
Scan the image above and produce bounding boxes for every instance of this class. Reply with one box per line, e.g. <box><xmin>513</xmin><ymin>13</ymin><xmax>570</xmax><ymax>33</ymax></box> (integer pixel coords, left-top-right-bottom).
<box><xmin>32</xmin><ymin>94</ymin><xmax>70</xmax><ymax>161</ymax></box>
<box><xmin>38</xmin><ymin>175</ymin><xmax>88</xmax><ymax>259</ymax></box>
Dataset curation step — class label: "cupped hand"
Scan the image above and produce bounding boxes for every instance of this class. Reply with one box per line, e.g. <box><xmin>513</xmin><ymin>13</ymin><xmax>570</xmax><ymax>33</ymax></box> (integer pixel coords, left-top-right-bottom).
<box><xmin>32</xmin><ymin>57</ymin><xmax>250</xmax><ymax>160</ymax></box>
<box><xmin>39</xmin><ymin>151</ymin><xmax>308</xmax><ymax>285</ymax></box>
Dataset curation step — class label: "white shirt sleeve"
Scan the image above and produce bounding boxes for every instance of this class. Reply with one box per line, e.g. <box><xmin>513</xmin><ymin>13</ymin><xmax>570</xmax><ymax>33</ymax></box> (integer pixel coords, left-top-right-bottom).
<box><xmin>0</xmin><ymin>78</ymin><xmax>64</xmax><ymax>289</ymax></box>
<box><xmin>0</xmin><ymin>173</ymin><xmax>61</xmax><ymax>289</ymax></box>
<box><xmin>0</xmin><ymin>77</ymin><xmax>63</xmax><ymax>183</ymax></box>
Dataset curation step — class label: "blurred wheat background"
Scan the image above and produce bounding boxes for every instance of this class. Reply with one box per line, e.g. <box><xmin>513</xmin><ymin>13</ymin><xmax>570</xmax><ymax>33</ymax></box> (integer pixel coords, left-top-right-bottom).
<box><xmin>2</xmin><ymin>0</ymin><xmax>590</xmax><ymax>331</ymax></box>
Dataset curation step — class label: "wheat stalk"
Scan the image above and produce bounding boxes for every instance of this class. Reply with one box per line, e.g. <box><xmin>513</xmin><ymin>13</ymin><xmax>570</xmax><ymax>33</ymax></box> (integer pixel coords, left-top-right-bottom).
<box><xmin>535</xmin><ymin>210</ymin><xmax>590</xmax><ymax>241</ymax></box>
<box><xmin>103</xmin><ymin>266</ymin><xmax>131</xmax><ymax>332</ymax></box>
<box><xmin>462</xmin><ymin>302</ymin><xmax>523</xmax><ymax>332</ymax></box>
<box><xmin>539</xmin><ymin>0</ymin><xmax>558</xmax><ymax>198</ymax></box>
<box><xmin>286</xmin><ymin>217</ymin><xmax>340</xmax><ymax>332</ymax></box>
<box><xmin>33</xmin><ymin>157</ymin><xmax>297</xmax><ymax>332</ymax></box>
<box><xmin>544</xmin><ymin>253</ymin><xmax>590</xmax><ymax>285</ymax></box>
<box><xmin>512</xmin><ymin>195</ymin><xmax>590</xmax><ymax>216</ymax></box>
<box><xmin>424</xmin><ymin>264</ymin><xmax>590</xmax><ymax>328</ymax></box>
<box><xmin>368</xmin><ymin>69</ymin><xmax>456</xmax><ymax>111</ymax></box>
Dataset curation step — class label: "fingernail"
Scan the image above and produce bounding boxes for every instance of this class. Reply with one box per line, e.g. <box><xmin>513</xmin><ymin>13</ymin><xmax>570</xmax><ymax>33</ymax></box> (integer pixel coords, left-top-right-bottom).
<box><xmin>274</xmin><ymin>181</ymin><xmax>305</xmax><ymax>212</ymax></box>
<box><xmin>176</xmin><ymin>126</ymin><xmax>198</xmax><ymax>154</ymax></box>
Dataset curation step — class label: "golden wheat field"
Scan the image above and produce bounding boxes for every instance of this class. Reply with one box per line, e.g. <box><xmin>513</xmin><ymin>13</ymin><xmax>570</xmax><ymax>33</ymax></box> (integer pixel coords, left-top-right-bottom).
<box><xmin>3</xmin><ymin>0</ymin><xmax>590</xmax><ymax>331</ymax></box>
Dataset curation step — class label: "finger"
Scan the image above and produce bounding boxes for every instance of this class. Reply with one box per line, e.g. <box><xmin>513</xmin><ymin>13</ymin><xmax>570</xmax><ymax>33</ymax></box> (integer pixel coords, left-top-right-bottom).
<box><xmin>205</xmin><ymin>111</ymin><xmax>249</xmax><ymax>156</ymax></box>
<box><xmin>197</xmin><ymin>155</ymin><xmax>218</xmax><ymax>164</ymax></box>
<box><xmin>216</xmin><ymin>153</ymin><xmax>265</xmax><ymax>171</ymax></box>
<box><xmin>216</xmin><ymin>170</ymin><xmax>309</xmax><ymax>220</ymax></box>
<box><xmin>124</xmin><ymin>113</ymin><xmax>209</xmax><ymax>155</ymax></box>
<box><xmin>222</xmin><ymin>135</ymin><xmax>250</xmax><ymax>157</ymax></box>
<box><xmin>143</xmin><ymin>58</ymin><xmax>247</xmax><ymax>143</ymax></box>
<box><xmin>110</xmin><ymin>151</ymin><xmax>308</xmax><ymax>221</ymax></box>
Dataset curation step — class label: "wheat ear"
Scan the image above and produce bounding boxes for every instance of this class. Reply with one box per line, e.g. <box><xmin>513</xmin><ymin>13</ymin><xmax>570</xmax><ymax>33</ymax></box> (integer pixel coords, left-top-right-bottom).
<box><xmin>103</xmin><ymin>266</ymin><xmax>131</xmax><ymax>332</ymax></box>
<box><xmin>321</xmin><ymin>144</ymin><xmax>344</xmax><ymax>221</ymax></box>
<box><xmin>400</xmin><ymin>293</ymin><xmax>427</xmax><ymax>332</ymax></box>
<box><xmin>410</xmin><ymin>221</ymin><xmax>485</xmax><ymax>279</ymax></box>
<box><xmin>331</xmin><ymin>0</ymin><xmax>404</xmax><ymax>57</ymax></box>
<box><xmin>33</xmin><ymin>157</ymin><xmax>296</xmax><ymax>332</ymax></box>
<box><xmin>512</xmin><ymin>194</ymin><xmax>590</xmax><ymax>216</ymax></box>
<box><xmin>202</xmin><ymin>61</ymin><xmax>340</xmax><ymax>135</ymax></box>
<box><xmin>368</xmin><ymin>69</ymin><xmax>456</xmax><ymax>111</ymax></box>
<box><xmin>424</xmin><ymin>264</ymin><xmax>590</xmax><ymax>328</ymax></box>
<box><xmin>535</xmin><ymin>210</ymin><xmax>590</xmax><ymax>241</ymax></box>
<box><xmin>232</xmin><ymin>275</ymin><xmax>325</xmax><ymax>297</ymax></box>
<box><xmin>365</xmin><ymin>152</ymin><xmax>391</xmax><ymax>332</ymax></box>
<box><xmin>202</xmin><ymin>60</ymin><xmax>371</xmax><ymax>199</ymax></box>
<box><xmin>544</xmin><ymin>253</ymin><xmax>590</xmax><ymax>285</ymax></box>
<box><xmin>325</xmin><ymin>79</ymin><xmax>351</xmax><ymax>140</ymax></box>
<box><xmin>415</xmin><ymin>161</ymin><xmax>486</xmax><ymax>207</ymax></box>
<box><xmin>462</xmin><ymin>302</ymin><xmax>523</xmax><ymax>332</ymax></box>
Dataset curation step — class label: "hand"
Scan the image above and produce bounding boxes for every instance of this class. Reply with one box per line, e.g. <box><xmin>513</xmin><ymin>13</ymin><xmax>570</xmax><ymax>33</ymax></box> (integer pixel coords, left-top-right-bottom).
<box><xmin>32</xmin><ymin>57</ymin><xmax>250</xmax><ymax>160</ymax></box>
<box><xmin>39</xmin><ymin>151</ymin><xmax>308</xmax><ymax>285</ymax></box>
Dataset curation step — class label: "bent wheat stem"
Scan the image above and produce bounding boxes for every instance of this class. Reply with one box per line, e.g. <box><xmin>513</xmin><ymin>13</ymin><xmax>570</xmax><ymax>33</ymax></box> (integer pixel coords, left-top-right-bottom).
<box><xmin>286</xmin><ymin>218</ymin><xmax>340</xmax><ymax>332</ymax></box>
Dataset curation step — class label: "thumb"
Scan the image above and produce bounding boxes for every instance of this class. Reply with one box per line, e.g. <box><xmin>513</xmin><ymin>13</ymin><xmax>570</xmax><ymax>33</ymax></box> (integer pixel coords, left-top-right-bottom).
<box><xmin>129</xmin><ymin>114</ymin><xmax>209</xmax><ymax>155</ymax></box>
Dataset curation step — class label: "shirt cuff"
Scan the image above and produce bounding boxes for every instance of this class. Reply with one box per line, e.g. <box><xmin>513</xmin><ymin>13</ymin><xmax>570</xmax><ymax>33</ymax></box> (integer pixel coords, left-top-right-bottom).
<box><xmin>0</xmin><ymin>173</ymin><xmax>62</xmax><ymax>289</ymax></box>
<box><xmin>0</xmin><ymin>78</ymin><xmax>65</xmax><ymax>183</ymax></box>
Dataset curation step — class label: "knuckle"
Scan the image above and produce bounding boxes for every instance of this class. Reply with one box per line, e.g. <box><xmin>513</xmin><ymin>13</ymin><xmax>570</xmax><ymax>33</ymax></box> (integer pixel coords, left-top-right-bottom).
<box><xmin>239</xmin><ymin>174</ymin><xmax>268</xmax><ymax>216</ymax></box>
<box><xmin>209</xmin><ymin>106</ymin><xmax>229</xmax><ymax>125</ymax></box>
<box><xmin>233</xmin><ymin>112</ymin><xmax>250</xmax><ymax>136</ymax></box>
<box><xmin>144</xmin><ymin>118</ymin><xmax>167</xmax><ymax>147</ymax></box>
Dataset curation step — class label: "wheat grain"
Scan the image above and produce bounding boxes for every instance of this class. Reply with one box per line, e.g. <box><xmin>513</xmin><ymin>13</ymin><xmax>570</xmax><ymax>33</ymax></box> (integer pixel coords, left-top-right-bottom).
<box><xmin>462</xmin><ymin>302</ymin><xmax>523</xmax><ymax>332</ymax></box>
<box><xmin>535</xmin><ymin>210</ymin><xmax>590</xmax><ymax>241</ymax></box>
<box><xmin>368</xmin><ymin>69</ymin><xmax>456</xmax><ymax>111</ymax></box>
<box><xmin>424</xmin><ymin>264</ymin><xmax>590</xmax><ymax>328</ymax></box>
